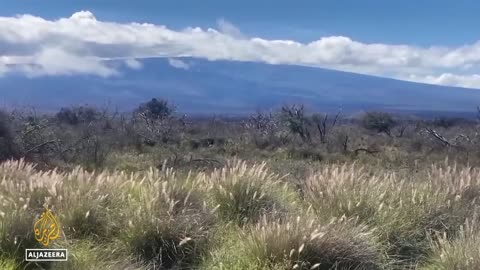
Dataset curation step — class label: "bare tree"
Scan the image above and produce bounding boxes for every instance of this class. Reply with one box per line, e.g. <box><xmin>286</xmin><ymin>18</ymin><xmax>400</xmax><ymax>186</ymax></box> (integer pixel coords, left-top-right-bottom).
<box><xmin>245</xmin><ymin>111</ymin><xmax>277</xmax><ymax>136</ymax></box>
<box><xmin>396</xmin><ymin>124</ymin><xmax>408</xmax><ymax>138</ymax></box>
<box><xmin>281</xmin><ymin>105</ymin><xmax>311</xmax><ymax>143</ymax></box>
<box><xmin>245</xmin><ymin>111</ymin><xmax>279</xmax><ymax>148</ymax></box>
<box><xmin>312</xmin><ymin>111</ymin><xmax>341</xmax><ymax>144</ymax></box>
<box><xmin>134</xmin><ymin>98</ymin><xmax>184</xmax><ymax>145</ymax></box>
<box><xmin>342</xmin><ymin>134</ymin><xmax>349</xmax><ymax>153</ymax></box>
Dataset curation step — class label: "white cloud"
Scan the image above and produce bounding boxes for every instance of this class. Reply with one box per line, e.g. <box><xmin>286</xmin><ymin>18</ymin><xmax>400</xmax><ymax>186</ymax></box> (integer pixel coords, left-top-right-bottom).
<box><xmin>125</xmin><ymin>58</ymin><xmax>143</xmax><ymax>70</ymax></box>
<box><xmin>217</xmin><ymin>18</ymin><xmax>244</xmax><ymax>39</ymax></box>
<box><xmin>407</xmin><ymin>73</ymin><xmax>480</xmax><ymax>89</ymax></box>
<box><xmin>0</xmin><ymin>10</ymin><xmax>480</xmax><ymax>88</ymax></box>
<box><xmin>168</xmin><ymin>58</ymin><xmax>190</xmax><ymax>70</ymax></box>
<box><xmin>32</xmin><ymin>48</ymin><xmax>118</xmax><ymax>77</ymax></box>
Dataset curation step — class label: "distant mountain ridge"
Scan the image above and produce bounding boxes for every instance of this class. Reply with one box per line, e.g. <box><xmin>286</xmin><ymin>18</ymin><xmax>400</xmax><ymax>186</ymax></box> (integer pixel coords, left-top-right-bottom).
<box><xmin>1</xmin><ymin>57</ymin><xmax>480</xmax><ymax>116</ymax></box>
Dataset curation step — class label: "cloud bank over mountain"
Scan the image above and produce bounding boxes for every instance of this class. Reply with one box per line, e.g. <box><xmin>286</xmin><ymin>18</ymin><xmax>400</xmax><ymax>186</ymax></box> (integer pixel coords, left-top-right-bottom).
<box><xmin>1</xmin><ymin>10</ymin><xmax>480</xmax><ymax>88</ymax></box>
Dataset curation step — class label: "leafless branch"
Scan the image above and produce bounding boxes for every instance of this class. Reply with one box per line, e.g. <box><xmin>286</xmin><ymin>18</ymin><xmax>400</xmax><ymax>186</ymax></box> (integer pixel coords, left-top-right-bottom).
<box><xmin>424</xmin><ymin>127</ymin><xmax>452</xmax><ymax>147</ymax></box>
<box><xmin>354</xmin><ymin>148</ymin><xmax>379</xmax><ymax>155</ymax></box>
<box><xmin>25</xmin><ymin>140</ymin><xmax>57</xmax><ymax>154</ymax></box>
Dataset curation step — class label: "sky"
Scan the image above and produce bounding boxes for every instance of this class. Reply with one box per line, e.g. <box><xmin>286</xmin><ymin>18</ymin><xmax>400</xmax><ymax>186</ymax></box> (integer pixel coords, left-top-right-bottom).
<box><xmin>2</xmin><ymin>0</ymin><xmax>480</xmax><ymax>88</ymax></box>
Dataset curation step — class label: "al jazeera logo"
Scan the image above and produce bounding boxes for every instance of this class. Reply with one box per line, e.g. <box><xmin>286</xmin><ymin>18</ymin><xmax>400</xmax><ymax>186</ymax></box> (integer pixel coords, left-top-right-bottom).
<box><xmin>25</xmin><ymin>207</ymin><xmax>68</xmax><ymax>262</ymax></box>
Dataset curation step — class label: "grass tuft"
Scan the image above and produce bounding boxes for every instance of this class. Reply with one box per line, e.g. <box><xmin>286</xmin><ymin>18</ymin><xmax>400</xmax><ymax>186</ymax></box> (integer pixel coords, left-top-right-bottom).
<box><xmin>420</xmin><ymin>219</ymin><xmax>480</xmax><ymax>270</ymax></box>
<box><xmin>204</xmin><ymin>160</ymin><xmax>299</xmax><ymax>225</ymax></box>
<box><xmin>203</xmin><ymin>216</ymin><xmax>385</xmax><ymax>270</ymax></box>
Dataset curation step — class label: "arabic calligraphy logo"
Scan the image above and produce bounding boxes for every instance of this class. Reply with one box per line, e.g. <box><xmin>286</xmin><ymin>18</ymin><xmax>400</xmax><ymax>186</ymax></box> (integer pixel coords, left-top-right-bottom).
<box><xmin>33</xmin><ymin>207</ymin><xmax>61</xmax><ymax>247</ymax></box>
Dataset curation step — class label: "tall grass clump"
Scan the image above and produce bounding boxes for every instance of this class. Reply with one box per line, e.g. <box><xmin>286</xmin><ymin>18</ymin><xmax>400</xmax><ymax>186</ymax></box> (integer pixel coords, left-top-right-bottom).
<box><xmin>0</xmin><ymin>257</ymin><xmax>17</xmax><ymax>270</ymax></box>
<box><xmin>119</xmin><ymin>167</ymin><xmax>216</xmax><ymax>269</ymax></box>
<box><xmin>202</xmin><ymin>160</ymin><xmax>299</xmax><ymax>225</ymax></box>
<box><xmin>0</xmin><ymin>160</ymin><xmax>127</xmax><ymax>269</ymax></box>
<box><xmin>0</xmin><ymin>160</ymin><xmax>47</xmax><ymax>268</ymax></box>
<box><xmin>0</xmin><ymin>160</ymin><xmax>126</xmax><ymax>244</ymax></box>
<box><xmin>420</xmin><ymin>219</ymin><xmax>480</xmax><ymax>270</ymax></box>
<box><xmin>304</xmin><ymin>163</ymin><xmax>480</xmax><ymax>265</ymax></box>
<box><xmin>56</xmin><ymin>168</ymin><xmax>128</xmax><ymax>240</ymax></box>
<box><xmin>202</xmin><ymin>216</ymin><xmax>385</xmax><ymax>270</ymax></box>
<box><xmin>50</xmin><ymin>240</ymin><xmax>145</xmax><ymax>270</ymax></box>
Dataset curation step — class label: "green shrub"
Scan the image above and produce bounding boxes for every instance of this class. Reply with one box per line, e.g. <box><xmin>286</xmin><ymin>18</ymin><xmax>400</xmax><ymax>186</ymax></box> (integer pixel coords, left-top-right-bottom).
<box><xmin>135</xmin><ymin>98</ymin><xmax>175</xmax><ymax>120</ymax></box>
<box><xmin>362</xmin><ymin>112</ymin><xmax>396</xmax><ymax>135</ymax></box>
<box><xmin>56</xmin><ymin>106</ymin><xmax>100</xmax><ymax>125</ymax></box>
<box><xmin>280</xmin><ymin>105</ymin><xmax>312</xmax><ymax>143</ymax></box>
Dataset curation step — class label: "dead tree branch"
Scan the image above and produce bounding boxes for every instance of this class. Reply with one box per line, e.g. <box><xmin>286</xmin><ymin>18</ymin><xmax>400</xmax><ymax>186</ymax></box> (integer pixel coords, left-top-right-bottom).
<box><xmin>354</xmin><ymin>148</ymin><xmax>379</xmax><ymax>156</ymax></box>
<box><xmin>314</xmin><ymin>111</ymin><xmax>341</xmax><ymax>144</ymax></box>
<box><xmin>424</xmin><ymin>127</ymin><xmax>452</xmax><ymax>147</ymax></box>
<box><xmin>25</xmin><ymin>140</ymin><xmax>57</xmax><ymax>154</ymax></box>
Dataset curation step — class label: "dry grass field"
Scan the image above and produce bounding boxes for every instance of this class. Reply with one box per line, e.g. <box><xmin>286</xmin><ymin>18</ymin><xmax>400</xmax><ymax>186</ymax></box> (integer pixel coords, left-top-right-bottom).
<box><xmin>1</xmin><ymin>158</ymin><xmax>480</xmax><ymax>269</ymax></box>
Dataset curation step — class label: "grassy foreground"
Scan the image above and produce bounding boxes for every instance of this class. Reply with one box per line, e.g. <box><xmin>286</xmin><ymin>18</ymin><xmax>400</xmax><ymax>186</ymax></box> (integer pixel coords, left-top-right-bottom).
<box><xmin>1</xmin><ymin>159</ymin><xmax>480</xmax><ymax>269</ymax></box>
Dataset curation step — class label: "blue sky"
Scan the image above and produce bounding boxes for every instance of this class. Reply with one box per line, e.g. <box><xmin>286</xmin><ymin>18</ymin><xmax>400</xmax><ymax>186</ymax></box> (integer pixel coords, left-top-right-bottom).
<box><xmin>2</xmin><ymin>0</ymin><xmax>479</xmax><ymax>45</ymax></box>
<box><xmin>1</xmin><ymin>1</ymin><xmax>480</xmax><ymax>88</ymax></box>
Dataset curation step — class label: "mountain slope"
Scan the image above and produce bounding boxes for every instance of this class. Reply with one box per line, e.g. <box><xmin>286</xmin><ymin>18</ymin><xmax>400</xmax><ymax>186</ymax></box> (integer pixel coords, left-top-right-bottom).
<box><xmin>1</xmin><ymin>58</ymin><xmax>480</xmax><ymax>115</ymax></box>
